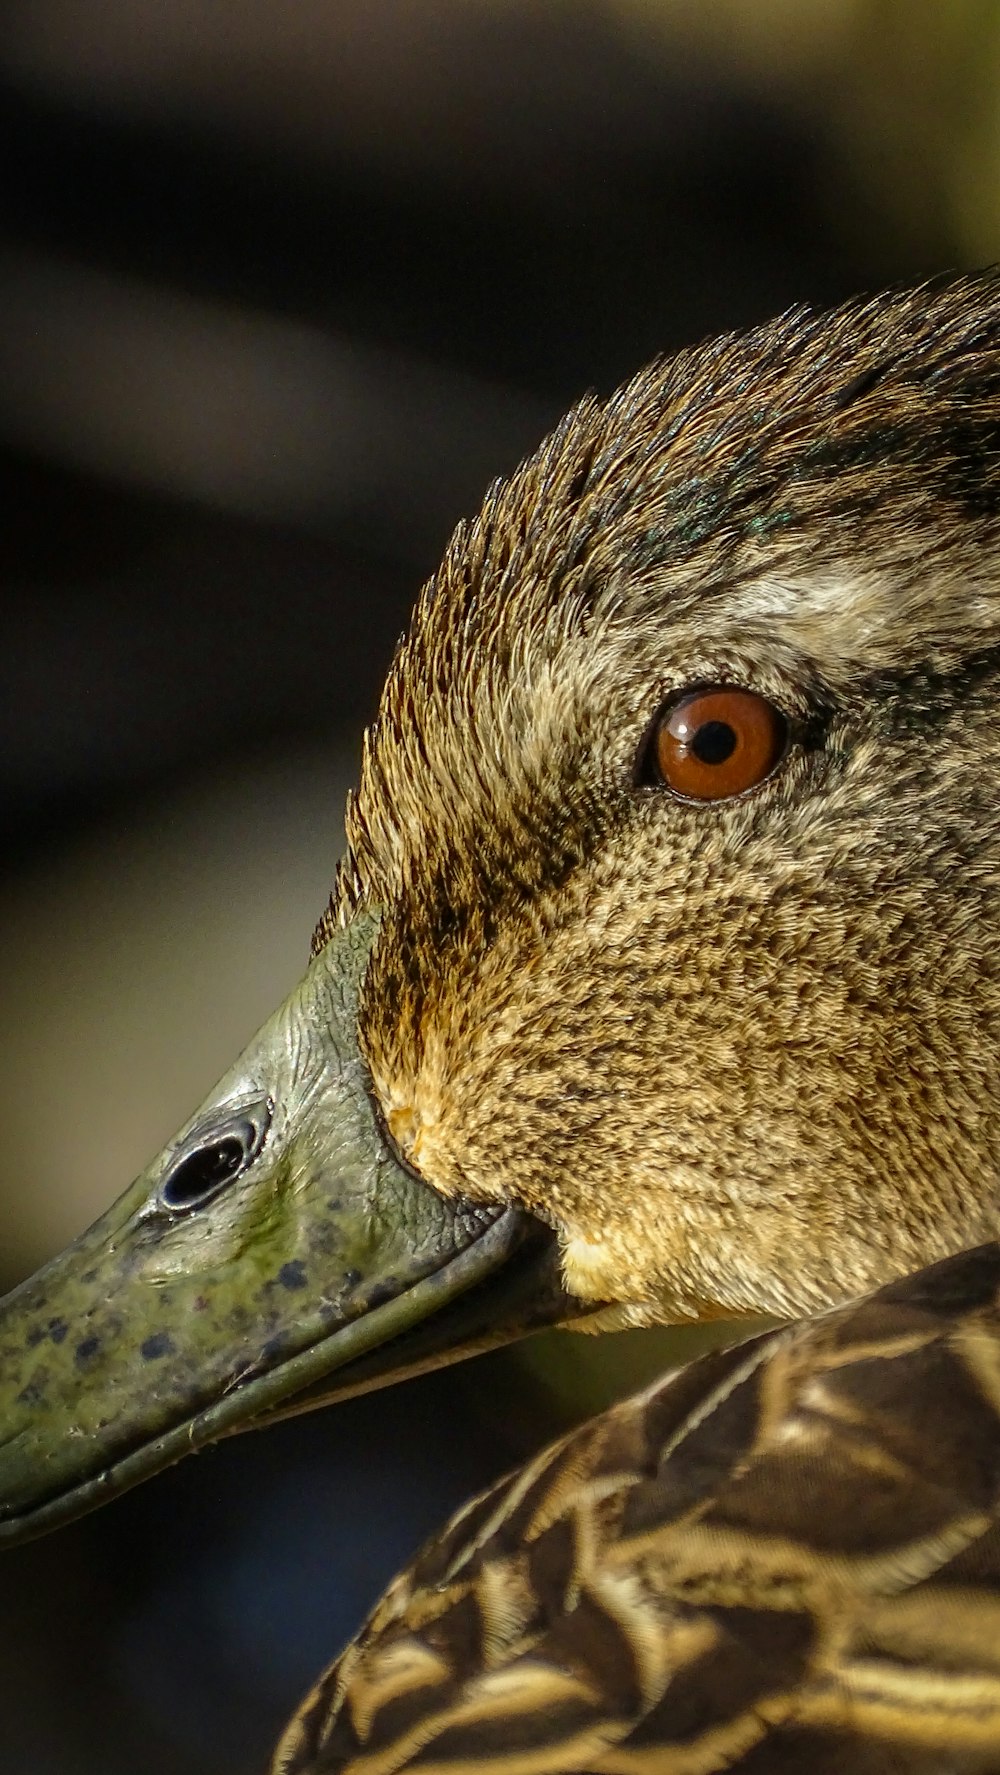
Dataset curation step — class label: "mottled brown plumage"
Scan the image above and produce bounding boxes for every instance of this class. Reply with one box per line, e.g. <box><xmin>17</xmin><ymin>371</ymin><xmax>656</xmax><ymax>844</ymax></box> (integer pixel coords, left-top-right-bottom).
<box><xmin>288</xmin><ymin>277</ymin><xmax>1000</xmax><ymax>1772</ymax></box>
<box><xmin>273</xmin><ymin>1244</ymin><xmax>1000</xmax><ymax>1775</ymax></box>
<box><xmin>6</xmin><ymin>277</ymin><xmax>1000</xmax><ymax>1773</ymax></box>
<box><xmin>319</xmin><ymin>276</ymin><xmax>1000</xmax><ymax>1321</ymax></box>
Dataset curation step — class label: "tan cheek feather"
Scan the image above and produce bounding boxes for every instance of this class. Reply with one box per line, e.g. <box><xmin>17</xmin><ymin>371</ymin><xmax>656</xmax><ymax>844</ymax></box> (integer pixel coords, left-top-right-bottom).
<box><xmin>386</xmin><ymin>1102</ymin><xmax>424</xmax><ymax>1167</ymax></box>
<box><xmin>561</xmin><ymin>1234</ymin><xmax>630</xmax><ymax>1303</ymax></box>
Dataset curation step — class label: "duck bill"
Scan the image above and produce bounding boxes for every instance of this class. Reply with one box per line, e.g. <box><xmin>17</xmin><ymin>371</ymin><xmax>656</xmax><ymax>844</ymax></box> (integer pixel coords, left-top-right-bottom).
<box><xmin>0</xmin><ymin>912</ymin><xmax>577</xmax><ymax>1548</ymax></box>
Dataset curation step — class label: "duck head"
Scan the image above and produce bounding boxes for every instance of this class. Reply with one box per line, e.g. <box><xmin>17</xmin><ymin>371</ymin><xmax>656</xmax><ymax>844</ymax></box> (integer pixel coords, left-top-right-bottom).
<box><xmin>4</xmin><ymin>277</ymin><xmax>1000</xmax><ymax>1540</ymax></box>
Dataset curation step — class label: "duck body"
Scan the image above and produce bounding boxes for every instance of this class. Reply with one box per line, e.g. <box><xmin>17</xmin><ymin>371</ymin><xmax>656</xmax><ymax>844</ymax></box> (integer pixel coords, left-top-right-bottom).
<box><xmin>4</xmin><ymin>279</ymin><xmax>1000</xmax><ymax>1771</ymax></box>
<box><xmin>277</xmin><ymin>1242</ymin><xmax>1000</xmax><ymax>1775</ymax></box>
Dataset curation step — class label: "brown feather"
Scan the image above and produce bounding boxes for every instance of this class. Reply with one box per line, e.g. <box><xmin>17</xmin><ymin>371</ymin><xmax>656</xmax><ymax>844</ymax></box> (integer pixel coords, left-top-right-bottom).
<box><xmin>271</xmin><ymin>1246</ymin><xmax>1000</xmax><ymax>1774</ymax></box>
<box><xmin>316</xmin><ymin>276</ymin><xmax>1000</xmax><ymax>1320</ymax></box>
<box><xmin>292</xmin><ymin>277</ymin><xmax>1000</xmax><ymax>1768</ymax></box>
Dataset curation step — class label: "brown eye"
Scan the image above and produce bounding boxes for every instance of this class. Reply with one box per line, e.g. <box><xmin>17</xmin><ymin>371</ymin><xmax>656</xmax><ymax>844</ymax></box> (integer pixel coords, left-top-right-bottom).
<box><xmin>650</xmin><ymin>686</ymin><xmax>787</xmax><ymax>801</ymax></box>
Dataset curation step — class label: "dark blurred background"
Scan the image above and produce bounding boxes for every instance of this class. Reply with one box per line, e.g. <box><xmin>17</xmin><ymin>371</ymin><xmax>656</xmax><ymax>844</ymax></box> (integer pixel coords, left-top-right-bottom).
<box><xmin>2</xmin><ymin>2</ymin><xmax>999</xmax><ymax>1769</ymax></box>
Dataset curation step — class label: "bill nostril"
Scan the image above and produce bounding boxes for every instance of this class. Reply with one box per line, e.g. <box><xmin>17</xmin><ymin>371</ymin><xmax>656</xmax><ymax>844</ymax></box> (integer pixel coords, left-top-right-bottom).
<box><xmin>161</xmin><ymin>1136</ymin><xmax>246</xmax><ymax>1210</ymax></box>
<box><xmin>158</xmin><ymin>1099</ymin><xmax>272</xmax><ymax>1214</ymax></box>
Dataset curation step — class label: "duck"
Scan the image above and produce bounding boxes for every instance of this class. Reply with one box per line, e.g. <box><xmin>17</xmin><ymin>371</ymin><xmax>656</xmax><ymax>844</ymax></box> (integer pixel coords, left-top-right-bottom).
<box><xmin>3</xmin><ymin>275</ymin><xmax>1000</xmax><ymax>1774</ymax></box>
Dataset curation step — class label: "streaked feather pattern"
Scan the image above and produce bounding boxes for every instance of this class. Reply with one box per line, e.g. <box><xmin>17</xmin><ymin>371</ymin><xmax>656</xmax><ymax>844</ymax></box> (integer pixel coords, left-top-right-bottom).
<box><xmin>7</xmin><ymin>279</ymin><xmax>1000</xmax><ymax>1775</ymax></box>
<box><xmin>273</xmin><ymin>1244</ymin><xmax>1000</xmax><ymax>1775</ymax></box>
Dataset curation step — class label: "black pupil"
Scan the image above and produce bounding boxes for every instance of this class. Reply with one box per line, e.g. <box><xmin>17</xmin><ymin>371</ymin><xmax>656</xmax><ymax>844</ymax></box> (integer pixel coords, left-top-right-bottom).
<box><xmin>162</xmin><ymin>1135</ymin><xmax>246</xmax><ymax>1209</ymax></box>
<box><xmin>691</xmin><ymin>719</ymin><xmax>737</xmax><ymax>765</ymax></box>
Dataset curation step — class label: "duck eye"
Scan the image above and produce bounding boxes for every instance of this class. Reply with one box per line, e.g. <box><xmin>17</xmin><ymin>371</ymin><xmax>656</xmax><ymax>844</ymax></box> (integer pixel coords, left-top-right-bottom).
<box><xmin>647</xmin><ymin>686</ymin><xmax>787</xmax><ymax>801</ymax></box>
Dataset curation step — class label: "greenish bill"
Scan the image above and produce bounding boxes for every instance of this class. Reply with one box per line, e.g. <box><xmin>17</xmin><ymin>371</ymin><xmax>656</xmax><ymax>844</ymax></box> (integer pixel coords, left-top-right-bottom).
<box><xmin>0</xmin><ymin>913</ymin><xmax>576</xmax><ymax>1546</ymax></box>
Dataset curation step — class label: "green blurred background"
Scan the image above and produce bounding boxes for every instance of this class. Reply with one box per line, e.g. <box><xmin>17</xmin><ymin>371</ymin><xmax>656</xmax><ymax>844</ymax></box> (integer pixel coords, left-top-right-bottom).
<box><xmin>2</xmin><ymin>1</ymin><xmax>999</xmax><ymax>1769</ymax></box>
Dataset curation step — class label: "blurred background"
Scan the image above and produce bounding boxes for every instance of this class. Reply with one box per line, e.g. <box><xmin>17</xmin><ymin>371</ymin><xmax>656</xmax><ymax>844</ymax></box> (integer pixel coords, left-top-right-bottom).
<box><xmin>2</xmin><ymin>1</ymin><xmax>1000</xmax><ymax>1768</ymax></box>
